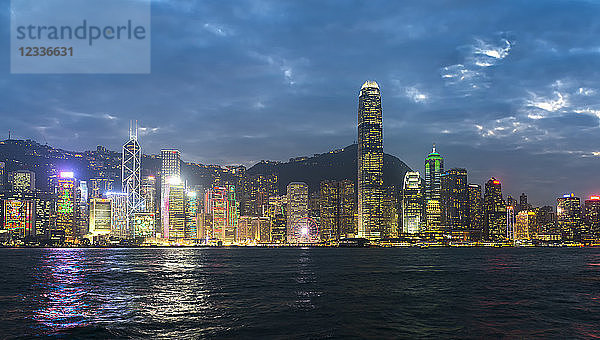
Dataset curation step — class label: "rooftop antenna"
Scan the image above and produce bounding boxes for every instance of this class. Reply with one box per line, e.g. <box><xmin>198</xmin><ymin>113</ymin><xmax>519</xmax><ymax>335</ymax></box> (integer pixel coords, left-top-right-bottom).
<box><xmin>432</xmin><ymin>143</ymin><xmax>436</xmax><ymax>153</ymax></box>
<box><xmin>8</xmin><ymin>130</ymin><xmax>11</xmax><ymax>140</ymax></box>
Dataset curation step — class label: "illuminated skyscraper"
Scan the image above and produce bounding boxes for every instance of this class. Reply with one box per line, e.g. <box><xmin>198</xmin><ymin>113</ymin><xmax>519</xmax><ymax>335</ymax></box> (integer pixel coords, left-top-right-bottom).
<box><xmin>515</xmin><ymin>210</ymin><xmax>536</xmax><ymax>241</ymax></box>
<box><xmin>54</xmin><ymin>172</ymin><xmax>78</xmax><ymax>242</ymax></box>
<box><xmin>1</xmin><ymin>194</ymin><xmax>35</xmax><ymax>239</ymax></box>
<box><xmin>160</xmin><ymin>149</ymin><xmax>181</xmax><ymax>236</ymax></box>
<box><xmin>584</xmin><ymin>196</ymin><xmax>600</xmax><ymax>237</ymax></box>
<box><xmin>34</xmin><ymin>191</ymin><xmax>54</xmax><ymax>239</ymax></box>
<box><xmin>132</xmin><ymin>213</ymin><xmax>156</xmax><ymax>239</ymax></box>
<box><xmin>424</xmin><ymin>145</ymin><xmax>444</xmax><ymax>236</ymax></box>
<box><xmin>441</xmin><ymin>168</ymin><xmax>469</xmax><ymax>238</ymax></box>
<box><xmin>203</xmin><ymin>185</ymin><xmax>238</xmax><ymax>244</ymax></box>
<box><xmin>557</xmin><ymin>193</ymin><xmax>582</xmax><ymax>241</ymax></box>
<box><xmin>89</xmin><ymin>198</ymin><xmax>111</xmax><ymax>241</ymax></box>
<box><xmin>267</xmin><ymin>195</ymin><xmax>287</xmax><ymax>243</ymax></box>
<box><xmin>161</xmin><ymin>149</ymin><xmax>181</xmax><ymax>179</ymax></box>
<box><xmin>286</xmin><ymin>182</ymin><xmax>309</xmax><ymax>243</ymax></box>
<box><xmin>107</xmin><ymin>192</ymin><xmax>128</xmax><ymax>239</ymax></box>
<box><xmin>8</xmin><ymin>170</ymin><xmax>35</xmax><ymax>192</ymax></box>
<box><xmin>162</xmin><ymin>177</ymin><xmax>185</xmax><ymax>240</ymax></box>
<box><xmin>245</xmin><ymin>173</ymin><xmax>278</xmax><ymax>216</ymax></box>
<box><xmin>320</xmin><ymin>180</ymin><xmax>356</xmax><ymax>242</ymax></box>
<box><xmin>484</xmin><ymin>178</ymin><xmax>507</xmax><ymax>240</ymax></box>
<box><xmin>185</xmin><ymin>190</ymin><xmax>198</xmax><ymax>239</ymax></box>
<box><xmin>519</xmin><ymin>193</ymin><xmax>530</xmax><ymax>212</ymax></box>
<box><xmin>402</xmin><ymin>171</ymin><xmax>423</xmax><ymax>234</ymax></box>
<box><xmin>357</xmin><ymin>80</ymin><xmax>384</xmax><ymax>240</ymax></box>
<box><xmin>122</xmin><ymin>121</ymin><xmax>143</xmax><ymax>217</ymax></box>
<box><xmin>468</xmin><ymin>184</ymin><xmax>483</xmax><ymax>240</ymax></box>
<box><xmin>89</xmin><ymin>178</ymin><xmax>113</xmax><ymax>199</ymax></box>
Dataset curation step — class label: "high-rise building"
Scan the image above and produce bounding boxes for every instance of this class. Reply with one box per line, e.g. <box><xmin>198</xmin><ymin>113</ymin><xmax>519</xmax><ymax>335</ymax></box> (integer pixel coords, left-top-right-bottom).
<box><xmin>53</xmin><ymin>172</ymin><xmax>79</xmax><ymax>242</ymax></box>
<box><xmin>162</xmin><ymin>177</ymin><xmax>185</xmax><ymax>240</ymax></box>
<box><xmin>319</xmin><ymin>180</ymin><xmax>356</xmax><ymax>242</ymax></box>
<box><xmin>238</xmin><ymin>216</ymin><xmax>270</xmax><ymax>244</ymax></box>
<box><xmin>468</xmin><ymin>184</ymin><xmax>483</xmax><ymax>240</ymax></box>
<box><xmin>160</xmin><ymin>149</ymin><xmax>181</xmax><ymax>236</ymax></box>
<box><xmin>519</xmin><ymin>193</ymin><xmax>529</xmax><ymax>212</ymax></box>
<box><xmin>245</xmin><ymin>173</ymin><xmax>278</xmax><ymax>216</ymax></box>
<box><xmin>357</xmin><ymin>80</ymin><xmax>384</xmax><ymax>241</ymax></box>
<box><xmin>89</xmin><ymin>178</ymin><xmax>114</xmax><ymax>199</ymax></box>
<box><xmin>185</xmin><ymin>190</ymin><xmax>198</xmax><ymax>239</ymax></box>
<box><xmin>484</xmin><ymin>178</ymin><xmax>507</xmax><ymax>241</ymax></box>
<box><xmin>424</xmin><ymin>145</ymin><xmax>444</xmax><ymax>236</ymax></box>
<box><xmin>107</xmin><ymin>192</ymin><xmax>128</xmax><ymax>239</ymax></box>
<box><xmin>8</xmin><ymin>170</ymin><xmax>35</xmax><ymax>192</ymax></box>
<box><xmin>122</xmin><ymin>121</ymin><xmax>143</xmax><ymax>217</ymax></box>
<box><xmin>77</xmin><ymin>181</ymin><xmax>89</xmax><ymax>238</ymax></box>
<box><xmin>515</xmin><ymin>210</ymin><xmax>536</xmax><ymax>241</ymax></box>
<box><xmin>267</xmin><ymin>195</ymin><xmax>287</xmax><ymax>243</ymax></box>
<box><xmin>536</xmin><ymin>205</ymin><xmax>559</xmax><ymax>239</ymax></box>
<box><xmin>203</xmin><ymin>185</ymin><xmax>238</xmax><ymax>244</ymax></box>
<box><xmin>402</xmin><ymin>171</ymin><xmax>423</xmax><ymax>234</ymax></box>
<box><xmin>0</xmin><ymin>192</ymin><xmax>35</xmax><ymax>239</ymax></box>
<box><xmin>584</xmin><ymin>196</ymin><xmax>600</xmax><ymax>237</ymax></box>
<box><xmin>161</xmin><ymin>149</ymin><xmax>181</xmax><ymax>179</ymax></box>
<box><xmin>34</xmin><ymin>191</ymin><xmax>54</xmax><ymax>239</ymax></box>
<box><xmin>441</xmin><ymin>168</ymin><xmax>469</xmax><ymax>238</ymax></box>
<box><xmin>557</xmin><ymin>193</ymin><xmax>582</xmax><ymax>241</ymax></box>
<box><xmin>89</xmin><ymin>198</ymin><xmax>111</xmax><ymax>241</ymax></box>
<box><xmin>286</xmin><ymin>182</ymin><xmax>310</xmax><ymax>243</ymax></box>
<box><xmin>131</xmin><ymin>213</ymin><xmax>156</xmax><ymax>239</ymax></box>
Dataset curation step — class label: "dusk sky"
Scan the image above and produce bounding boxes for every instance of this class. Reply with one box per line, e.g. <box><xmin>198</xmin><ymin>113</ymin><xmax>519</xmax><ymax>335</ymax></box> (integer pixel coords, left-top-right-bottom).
<box><xmin>2</xmin><ymin>0</ymin><xmax>600</xmax><ymax>205</ymax></box>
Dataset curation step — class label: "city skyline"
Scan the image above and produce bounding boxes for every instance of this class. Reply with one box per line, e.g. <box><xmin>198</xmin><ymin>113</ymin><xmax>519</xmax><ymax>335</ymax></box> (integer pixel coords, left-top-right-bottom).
<box><xmin>2</xmin><ymin>1</ymin><xmax>600</xmax><ymax>206</ymax></box>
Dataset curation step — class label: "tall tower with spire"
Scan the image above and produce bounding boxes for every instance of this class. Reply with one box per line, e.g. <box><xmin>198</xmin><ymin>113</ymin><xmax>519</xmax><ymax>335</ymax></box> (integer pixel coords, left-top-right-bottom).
<box><xmin>357</xmin><ymin>80</ymin><xmax>384</xmax><ymax>240</ymax></box>
<box><xmin>122</xmin><ymin>120</ymin><xmax>143</xmax><ymax>231</ymax></box>
<box><xmin>424</xmin><ymin>144</ymin><xmax>444</xmax><ymax>235</ymax></box>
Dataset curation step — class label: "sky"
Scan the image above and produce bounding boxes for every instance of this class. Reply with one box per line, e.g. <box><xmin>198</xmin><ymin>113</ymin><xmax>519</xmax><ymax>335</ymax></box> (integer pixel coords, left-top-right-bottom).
<box><xmin>2</xmin><ymin>0</ymin><xmax>600</xmax><ymax>206</ymax></box>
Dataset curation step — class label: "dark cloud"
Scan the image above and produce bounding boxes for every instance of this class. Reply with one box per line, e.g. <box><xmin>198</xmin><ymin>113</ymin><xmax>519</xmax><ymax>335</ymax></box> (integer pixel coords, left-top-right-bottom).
<box><xmin>2</xmin><ymin>0</ymin><xmax>600</xmax><ymax>205</ymax></box>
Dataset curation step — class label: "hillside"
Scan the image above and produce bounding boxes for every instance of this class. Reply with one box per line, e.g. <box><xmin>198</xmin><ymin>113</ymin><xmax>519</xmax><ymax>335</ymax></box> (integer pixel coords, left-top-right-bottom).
<box><xmin>247</xmin><ymin>144</ymin><xmax>413</xmax><ymax>194</ymax></box>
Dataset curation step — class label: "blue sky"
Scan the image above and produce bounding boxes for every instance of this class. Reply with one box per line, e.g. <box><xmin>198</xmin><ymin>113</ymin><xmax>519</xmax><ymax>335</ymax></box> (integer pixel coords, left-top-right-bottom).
<box><xmin>2</xmin><ymin>0</ymin><xmax>600</xmax><ymax>205</ymax></box>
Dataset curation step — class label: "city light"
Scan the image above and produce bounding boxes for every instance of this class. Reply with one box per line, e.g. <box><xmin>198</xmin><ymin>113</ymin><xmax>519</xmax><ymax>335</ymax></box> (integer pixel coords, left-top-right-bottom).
<box><xmin>59</xmin><ymin>171</ymin><xmax>74</xmax><ymax>178</ymax></box>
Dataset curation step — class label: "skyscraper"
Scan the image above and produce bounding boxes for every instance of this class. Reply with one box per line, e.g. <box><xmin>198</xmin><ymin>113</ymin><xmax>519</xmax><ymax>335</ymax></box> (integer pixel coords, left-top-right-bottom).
<box><xmin>107</xmin><ymin>192</ymin><xmax>128</xmax><ymax>239</ymax></box>
<box><xmin>584</xmin><ymin>196</ymin><xmax>600</xmax><ymax>237</ymax></box>
<box><xmin>185</xmin><ymin>190</ymin><xmax>198</xmax><ymax>240</ymax></box>
<box><xmin>424</xmin><ymin>145</ymin><xmax>444</xmax><ymax>236</ymax></box>
<box><xmin>163</xmin><ymin>177</ymin><xmax>185</xmax><ymax>240</ymax></box>
<box><xmin>320</xmin><ymin>179</ymin><xmax>356</xmax><ymax>242</ymax></box>
<box><xmin>468</xmin><ymin>184</ymin><xmax>483</xmax><ymax>240</ymax></box>
<box><xmin>441</xmin><ymin>168</ymin><xmax>469</xmax><ymax>238</ymax></box>
<box><xmin>160</xmin><ymin>149</ymin><xmax>181</xmax><ymax>236</ymax></box>
<box><xmin>402</xmin><ymin>171</ymin><xmax>423</xmax><ymax>234</ymax></box>
<box><xmin>8</xmin><ymin>170</ymin><xmax>35</xmax><ymax>192</ymax></box>
<box><xmin>515</xmin><ymin>210</ymin><xmax>536</xmax><ymax>241</ymax></box>
<box><xmin>54</xmin><ymin>172</ymin><xmax>79</xmax><ymax>242</ymax></box>
<box><xmin>557</xmin><ymin>193</ymin><xmax>582</xmax><ymax>241</ymax></box>
<box><xmin>484</xmin><ymin>178</ymin><xmax>507</xmax><ymax>240</ymax></box>
<box><xmin>122</xmin><ymin>121</ymin><xmax>143</xmax><ymax>217</ymax></box>
<box><xmin>89</xmin><ymin>198</ymin><xmax>111</xmax><ymax>241</ymax></box>
<box><xmin>357</xmin><ymin>80</ymin><xmax>384</xmax><ymax>240</ymax></box>
<box><xmin>286</xmin><ymin>182</ymin><xmax>309</xmax><ymax>243</ymax></box>
<box><xmin>203</xmin><ymin>185</ymin><xmax>238</xmax><ymax>244</ymax></box>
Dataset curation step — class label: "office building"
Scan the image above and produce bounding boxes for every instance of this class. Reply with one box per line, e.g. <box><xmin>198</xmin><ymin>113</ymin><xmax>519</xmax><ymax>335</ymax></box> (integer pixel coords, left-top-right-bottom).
<box><xmin>402</xmin><ymin>172</ymin><xmax>423</xmax><ymax>234</ymax></box>
<box><xmin>484</xmin><ymin>178</ymin><xmax>507</xmax><ymax>240</ymax></box>
<box><xmin>8</xmin><ymin>170</ymin><xmax>35</xmax><ymax>192</ymax></box>
<box><xmin>424</xmin><ymin>145</ymin><xmax>444</xmax><ymax>235</ymax></box>
<box><xmin>357</xmin><ymin>80</ymin><xmax>384</xmax><ymax>240</ymax></box>
<box><xmin>441</xmin><ymin>168</ymin><xmax>469</xmax><ymax>238</ymax></box>
<box><xmin>557</xmin><ymin>193</ymin><xmax>582</xmax><ymax>241</ymax></box>
<box><xmin>286</xmin><ymin>182</ymin><xmax>310</xmax><ymax>243</ymax></box>
<box><xmin>468</xmin><ymin>184</ymin><xmax>483</xmax><ymax>240</ymax></box>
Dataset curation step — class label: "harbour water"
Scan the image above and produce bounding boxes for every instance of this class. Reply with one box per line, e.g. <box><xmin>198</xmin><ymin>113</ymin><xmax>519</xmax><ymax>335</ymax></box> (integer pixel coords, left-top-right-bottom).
<box><xmin>1</xmin><ymin>247</ymin><xmax>599</xmax><ymax>339</ymax></box>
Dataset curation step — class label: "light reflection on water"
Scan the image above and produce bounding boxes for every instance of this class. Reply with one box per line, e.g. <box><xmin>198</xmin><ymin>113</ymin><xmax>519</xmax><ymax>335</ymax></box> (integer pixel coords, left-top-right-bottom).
<box><xmin>0</xmin><ymin>247</ymin><xmax>598</xmax><ymax>338</ymax></box>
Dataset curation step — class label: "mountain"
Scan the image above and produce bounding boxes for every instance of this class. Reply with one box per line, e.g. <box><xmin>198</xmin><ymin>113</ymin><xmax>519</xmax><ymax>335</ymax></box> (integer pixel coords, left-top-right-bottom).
<box><xmin>247</xmin><ymin>144</ymin><xmax>413</xmax><ymax>194</ymax></box>
<box><xmin>0</xmin><ymin>140</ymin><xmax>413</xmax><ymax>195</ymax></box>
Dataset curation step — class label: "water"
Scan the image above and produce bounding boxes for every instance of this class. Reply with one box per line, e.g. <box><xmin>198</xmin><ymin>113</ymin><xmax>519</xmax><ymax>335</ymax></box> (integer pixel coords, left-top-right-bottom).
<box><xmin>1</xmin><ymin>248</ymin><xmax>599</xmax><ymax>339</ymax></box>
